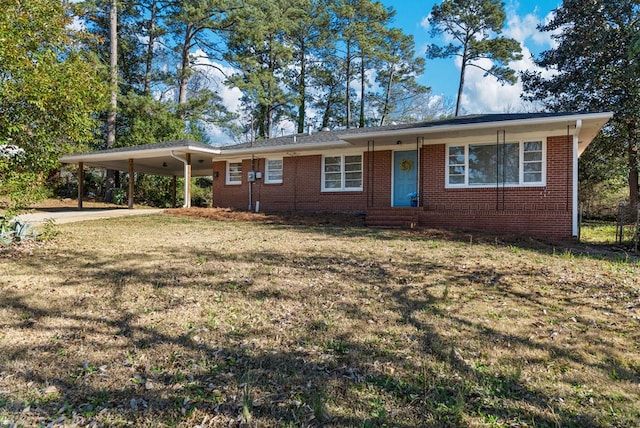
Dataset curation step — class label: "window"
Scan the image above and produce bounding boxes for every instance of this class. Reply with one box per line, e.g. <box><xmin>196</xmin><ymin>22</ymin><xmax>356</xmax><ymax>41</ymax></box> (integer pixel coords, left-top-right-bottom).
<box><xmin>226</xmin><ymin>161</ymin><xmax>242</xmax><ymax>185</ymax></box>
<box><xmin>265</xmin><ymin>159</ymin><xmax>283</xmax><ymax>184</ymax></box>
<box><xmin>446</xmin><ymin>141</ymin><xmax>544</xmax><ymax>187</ymax></box>
<box><xmin>448</xmin><ymin>146</ymin><xmax>465</xmax><ymax>185</ymax></box>
<box><xmin>322</xmin><ymin>154</ymin><xmax>363</xmax><ymax>191</ymax></box>
<box><xmin>523</xmin><ymin>141</ymin><xmax>543</xmax><ymax>183</ymax></box>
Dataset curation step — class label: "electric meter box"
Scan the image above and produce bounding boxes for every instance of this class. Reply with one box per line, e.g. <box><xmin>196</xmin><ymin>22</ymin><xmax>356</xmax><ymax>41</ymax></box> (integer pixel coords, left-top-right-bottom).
<box><xmin>247</xmin><ymin>171</ymin><xmax>256</xmax><ymax>182</ymax></box>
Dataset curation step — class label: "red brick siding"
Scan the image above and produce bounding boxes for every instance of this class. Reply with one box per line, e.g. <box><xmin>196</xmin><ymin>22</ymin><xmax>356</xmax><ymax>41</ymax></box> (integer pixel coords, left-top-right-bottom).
<box><xmin>369</xmin><ymin>150</ymin><xmax>392</xmax><ymax>208</ymax></box>
<box><xmin>418</xmin><ymin>135</ymin><xmax>573</xmax><ymax>238</ymax></box>
<box><xmin>211</xmin><ymin>135</ymin><xmax>574</xmax><ymax>238</ymax></box>
<box><xmin>213</xmin><ymin>154</ymin><xmax>370</xmax><ymax>212</ymax></box>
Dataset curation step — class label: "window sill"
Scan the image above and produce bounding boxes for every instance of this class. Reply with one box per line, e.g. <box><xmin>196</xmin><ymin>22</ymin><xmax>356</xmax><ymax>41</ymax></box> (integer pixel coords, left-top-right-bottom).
<box><xmin>445</xmin><ymin>183</ymin><xmax>546</xmax><ymax>189</ymax></box>
<box><xmin>321</xmin><ymin>189</ymin><xmax>363</xmax><ymax>193</ymax></box>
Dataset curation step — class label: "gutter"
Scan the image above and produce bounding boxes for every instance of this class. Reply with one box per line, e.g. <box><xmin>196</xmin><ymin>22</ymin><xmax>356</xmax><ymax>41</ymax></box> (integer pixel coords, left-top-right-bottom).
<box><xmin>219</xmin><ymin>140</ymin><xmax>351</xmax><ymax>156</ymax></box>
<box><xmin>339</xmin><ymin>112</ymin><xmax>614</xmax><ymax>141</ymax></box>
<box><xmin>573</xmin><ymin>119</ymin><xmax>582</xmax><ymax>238</ymax></box>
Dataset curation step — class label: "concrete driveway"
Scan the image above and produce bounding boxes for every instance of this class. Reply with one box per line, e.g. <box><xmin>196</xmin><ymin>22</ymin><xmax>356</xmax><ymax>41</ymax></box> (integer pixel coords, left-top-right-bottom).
<box><xmin>16</xmin><ymin>208</ymin><xmax>165</xmax><ymax>225</ymax></box>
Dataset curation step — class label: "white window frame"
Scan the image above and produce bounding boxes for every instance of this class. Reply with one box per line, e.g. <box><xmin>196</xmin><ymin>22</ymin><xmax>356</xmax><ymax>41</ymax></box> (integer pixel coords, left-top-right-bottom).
<box><xmin>264</xmin><ymin>158</ymin><xmax>283</xmax><ymax>184</ymax></box>
<box><xmin>226</xmin><ymin>161</ymin><xmax>242</xmax><ymax>185</ymax></box>
<box><xmin>445</xmin><ymin>140</ymin><xmax>546</xmax><ymax>188</ymax></box>
<box><xmin>321</xmin><ymin>154</ymin><xmax>363</xmax><ymax>192</ymax></box>
<box><xmin>521</xmin><ymin>141</ymin><xmax>544</xmax><ymax>184</ymax></box>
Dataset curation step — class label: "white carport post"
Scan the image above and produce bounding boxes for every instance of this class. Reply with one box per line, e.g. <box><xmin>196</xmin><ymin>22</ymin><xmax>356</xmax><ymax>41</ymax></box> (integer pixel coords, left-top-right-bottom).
<box><xmin>170</xmin><ymin>150</ymin><xmax>191</xmax><ymax>208</ymax></box>
<box><xmin>184</xmin><ymin>153</ymin><xmax>191</xmax><ymax>208</ymax></box>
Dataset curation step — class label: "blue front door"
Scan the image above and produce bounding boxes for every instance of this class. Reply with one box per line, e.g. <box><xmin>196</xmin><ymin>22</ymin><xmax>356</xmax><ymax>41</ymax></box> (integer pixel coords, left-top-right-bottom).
<box><xmin>393</xmin><ymin>150</ymin><xmax>418</xmax><ymax>206</ymax></box>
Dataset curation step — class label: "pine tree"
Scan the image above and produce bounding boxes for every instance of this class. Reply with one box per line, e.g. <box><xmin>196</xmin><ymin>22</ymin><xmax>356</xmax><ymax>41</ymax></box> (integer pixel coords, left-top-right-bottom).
<box><xmin>223</xmin><ymin>0</ymin><xmax>297</xmax><ymax>139</ymax></box>
<box><xmin>425</xmin><ymin>0</ymin><xmax>522</xmax><ymax>116</ymax></box>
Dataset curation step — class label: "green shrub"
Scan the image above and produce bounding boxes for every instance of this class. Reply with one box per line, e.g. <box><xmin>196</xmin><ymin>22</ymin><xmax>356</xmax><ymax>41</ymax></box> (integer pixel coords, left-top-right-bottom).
<box><xmin>112</xmin><ymin>188</ymin><xmax>126</xmax><ymax>205</ymax></box>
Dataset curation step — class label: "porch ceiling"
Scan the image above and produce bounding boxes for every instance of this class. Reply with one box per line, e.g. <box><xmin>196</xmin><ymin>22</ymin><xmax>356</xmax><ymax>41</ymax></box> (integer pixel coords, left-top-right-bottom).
<box><xmin>59</xmin><ymin>141</ymin><xmax>219</xmax><ymax>177</ymax></box>
<box><xmin>69</xmin><ymin>153</ymin><xmax>215</xmax><ymax>177</ymax></box>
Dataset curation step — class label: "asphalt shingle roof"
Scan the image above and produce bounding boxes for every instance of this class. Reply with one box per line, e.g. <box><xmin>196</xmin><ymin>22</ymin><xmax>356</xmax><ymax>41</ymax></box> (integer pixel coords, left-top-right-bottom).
<box><xmin>218</xmin><ymin>112</ymin><xmax>586</xmax><ymax>151</ymax></box>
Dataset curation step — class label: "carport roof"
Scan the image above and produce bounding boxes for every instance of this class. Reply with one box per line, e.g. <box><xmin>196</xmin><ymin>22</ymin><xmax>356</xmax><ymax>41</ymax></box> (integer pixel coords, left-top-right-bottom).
<box><xmin>59</xmin><ymin>139</ymin><xmax>221</xmax><ymax>177</ymax></box>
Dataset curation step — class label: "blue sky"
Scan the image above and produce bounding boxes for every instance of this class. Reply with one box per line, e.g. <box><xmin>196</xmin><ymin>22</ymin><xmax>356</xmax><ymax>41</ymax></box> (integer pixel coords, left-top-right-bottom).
<box><xmin>382</xmin><ymin>0</ymin><xmax>562</xmax><ymax>114</ymax></box>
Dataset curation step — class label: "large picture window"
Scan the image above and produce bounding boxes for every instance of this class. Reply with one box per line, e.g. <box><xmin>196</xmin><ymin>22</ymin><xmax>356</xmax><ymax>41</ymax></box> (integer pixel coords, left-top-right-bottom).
<box><xmin>226</xmin><ymin>161</ymin><xmax>242</xmax><ymax>185</ymax></box>
<box><xmin>322</xmin><ymin>154</ymin><xmax>363</xmax><ymax>191</ymax></box>
<box><xmin>446</xmin><ymin>141</ymin><xmax>544</xmax><ymax>187</ymax></box>
<box><xmin>265</xmin><ymin>159</ymin><xmax>283</xmax><ymax>184</ymax></box>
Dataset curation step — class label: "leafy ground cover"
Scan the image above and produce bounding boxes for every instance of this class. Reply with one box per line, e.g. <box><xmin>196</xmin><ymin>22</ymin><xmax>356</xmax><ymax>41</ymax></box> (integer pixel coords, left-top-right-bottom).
<box><xmin>0</xmin><ymin>211</ymin><xmax>638</xmax><ymax>427</ymax></box>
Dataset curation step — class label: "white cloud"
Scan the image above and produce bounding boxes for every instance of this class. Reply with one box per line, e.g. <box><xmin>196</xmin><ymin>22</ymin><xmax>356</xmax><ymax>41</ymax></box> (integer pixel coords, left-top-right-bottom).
<box><xmin>189</xmin><ymin>50</ymin><xmax>245</xmax><ymax>144</ymax></box>
<box><xmin>459</xmin><ymin>7</ymin><xmax>558</xmax><ymax>114</ymax></box>
<box><xmin>459</xmin><ymin>50</ymin><xmax>533</xmax><ymax>114</ymax></box>
<box><xmin>531</xmin><ymin>11</ymin><xmax>560</xmax><ymax>49</ymax></box>
<box><xmin>504</xmin><ymin>11</ymin><xmax>540</xmax><ymax>44</ymax></box>
<box><xmin>192</xmin><ymin>50</ymin><xmax>243</xmax><ymax>115</ymax></box>
<box><xmin>419</xmin><ymin>15</ymin><xmax>431</xmax><ymax>31</ymax></box>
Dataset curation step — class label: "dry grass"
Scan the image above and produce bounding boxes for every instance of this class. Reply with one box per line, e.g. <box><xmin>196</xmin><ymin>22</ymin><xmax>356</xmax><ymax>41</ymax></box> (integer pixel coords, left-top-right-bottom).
<box><xmin>0</xmin><ymin>212</ymin><xmax>639</xmax><ymax>427</ymax></box>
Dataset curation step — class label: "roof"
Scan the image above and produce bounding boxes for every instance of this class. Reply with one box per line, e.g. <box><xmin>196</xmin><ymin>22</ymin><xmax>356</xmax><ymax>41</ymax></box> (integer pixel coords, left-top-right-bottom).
<box><xmin>77</xmin><ymin>139</ymin><xmax>217</xmax><ymax>155</ymax></box>
<box><xmin>219</xmin><ymin>112</ymin><xmax>612</xmax><ymax>155</ymax></box>
<box><xmin>59</xmin><ymin>140</ymin><xmax>220</xmax><ymax>176</ymax></box>
<box><xmin>59</xmin><ymin>111</ymin><xmax>613</xmax><ymax>176</ymax></box>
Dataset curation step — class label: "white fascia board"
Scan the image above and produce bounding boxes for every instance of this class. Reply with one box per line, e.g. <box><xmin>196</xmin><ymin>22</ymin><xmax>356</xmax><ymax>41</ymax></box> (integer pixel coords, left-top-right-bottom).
<box><xmin>339</xmin><ymin>112</ymin><xmax>615</xmax><ymax>141</ymax></box>
<box><xmin>59</xmin><ymin>145</ymin><xmax>220</xmax><ymax>163</ymax></box>
<box><xmin>218</xmin><ymin>140</ymin><xmax>351</xmax><ymax>157</ymax></box>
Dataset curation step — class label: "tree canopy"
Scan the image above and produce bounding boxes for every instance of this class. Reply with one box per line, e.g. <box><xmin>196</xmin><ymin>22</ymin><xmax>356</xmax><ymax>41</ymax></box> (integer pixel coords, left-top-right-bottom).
<box><xmin>425</xmin><ymin>0</ymin><xmax>522</xmax><ymax>116</ymax></box>
<box><xmin>521</xmin><ymin>0</ymin><xmax>640</xmax><ymax>210</ymax></box>
<box><xmin>0</xmin><ymin>0</ymin><xmax>107</xmax><ymax>212</ymax></box>
<box><xmin>65</xmin><ymin>0</ymin><xmax>433</xmax><ymax>144</ymax></box>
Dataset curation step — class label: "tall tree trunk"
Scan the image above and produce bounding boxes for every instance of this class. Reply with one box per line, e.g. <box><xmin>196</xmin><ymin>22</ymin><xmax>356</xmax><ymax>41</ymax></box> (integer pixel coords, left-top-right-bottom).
<box><xmin>267</xmin><ymin>105</ymin><xmax>273</xmax><ymax>139</ymax></box>
<box><xmin>359</xmin><ymin>51</ymin><xmax>365</xmax><ymax>128</ymax></box>
<box><xmin>105</xmin><ymin>0</ymin><xmax>118</xmax><ymax>203</ymax></box>
<box><xmin>345</xmin><ymin>39</ymin><xmax>351</xmax><ymax>128</ymax></box>
<box><xmin>380</xmin><ymin>67</ymin><xmax>395</xmax><ymax>126</ymax></box>
<box><xmin>258</xmin><ymin>104</ymin><xmax>268</xmax><ymax>139</ymax></box>
<box><xmin>322</xmin><ymin>86</ymin><xmax>334</xmax><ymax>129</ymax></box>
<box><xmin>455</xmin><ymin>42</ymin><xmax>470</xmax><ymax>117</ymax></box>
<box><xmin>455</xmin><ymin>61</ymin><xmax>466</xmax><ymax>117</ymax></box>
<box><xmin>297</xmin><ymin>41</ymin><xmax>306</xmax><ymax>134</ymax></box>
<box><xmin>143</xmin><ymin>0</ymin><xmax>157</xmax><ymax>95</ymax></box>
<box><xmin>177</xmin><ymin>27</ymin><xmax>192</xmax><ymax>112</ymax></box>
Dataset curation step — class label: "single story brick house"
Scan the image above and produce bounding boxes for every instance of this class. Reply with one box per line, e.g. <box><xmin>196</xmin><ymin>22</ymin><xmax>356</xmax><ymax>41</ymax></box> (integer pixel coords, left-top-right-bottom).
<box><xmin>60</xmin><ymin>112</ymin><xmax>612</xmax><ymax>239</ymax></box>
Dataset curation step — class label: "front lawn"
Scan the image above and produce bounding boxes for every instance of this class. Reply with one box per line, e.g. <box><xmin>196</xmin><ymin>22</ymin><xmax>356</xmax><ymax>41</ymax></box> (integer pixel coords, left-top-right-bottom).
<box><xmin>1</xmin><ymin>214</ymin><xmax>638</xmax><ymax>427</ymax></box>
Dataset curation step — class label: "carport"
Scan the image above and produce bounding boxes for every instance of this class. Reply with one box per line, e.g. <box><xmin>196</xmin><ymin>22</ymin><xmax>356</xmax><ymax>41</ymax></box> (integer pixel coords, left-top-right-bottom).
<box><xmin>59</xmin><ymin>140</ymin><xmax>220</xmax><ymax>209</ymax></box>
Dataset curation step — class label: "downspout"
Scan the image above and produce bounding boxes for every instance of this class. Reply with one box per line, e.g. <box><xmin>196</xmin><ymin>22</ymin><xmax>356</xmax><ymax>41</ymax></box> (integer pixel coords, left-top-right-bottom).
<box><xmin>170</xmin><ymin>150</ymin><xmax>190</xmax><ymax>208</ymax></box>
<box><xmin>248</xmin><ymin>156</ymin><xmax>254</xmax><ymax>211</ymax></box>
<box><xmin>415</xmin><ymin>136</ymin><xmax>420</xmax><ymax>207</ymax></box>
<box><xmin>572</xmin><ymin>119</ymin><xmax>582</xmax><ymax>238</ymax></box>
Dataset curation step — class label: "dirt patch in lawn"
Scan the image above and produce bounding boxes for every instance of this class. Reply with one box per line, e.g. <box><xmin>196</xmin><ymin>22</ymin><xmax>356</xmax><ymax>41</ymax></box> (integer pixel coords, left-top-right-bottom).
<box><xmin>1</xmin><ymin>215</ymin><xmax>639</xmax><ymax>427</ymax></box>
<box><xmin>165</xmin><ymin>207</ymin><xmax>367</xmax><ymax>227</ymax></box>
